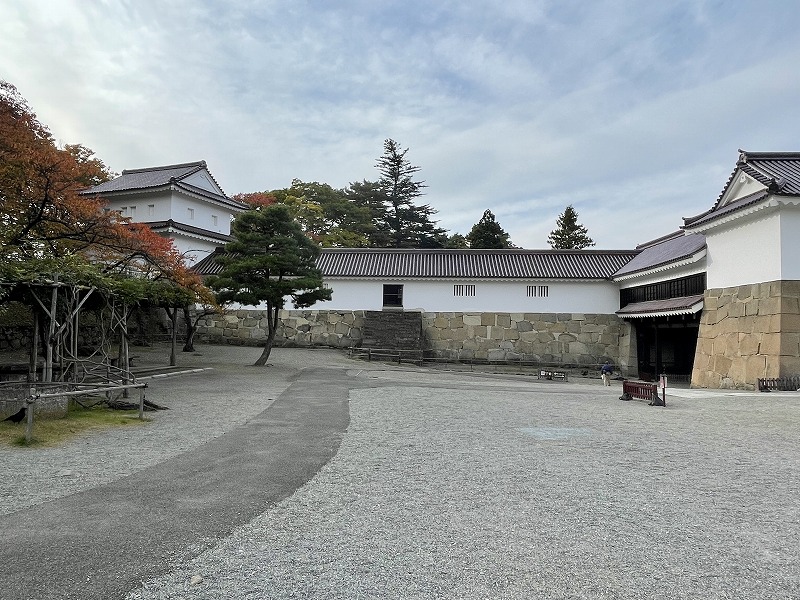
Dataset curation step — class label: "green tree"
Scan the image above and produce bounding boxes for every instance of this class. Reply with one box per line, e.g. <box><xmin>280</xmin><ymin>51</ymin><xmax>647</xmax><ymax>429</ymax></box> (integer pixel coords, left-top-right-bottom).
<box><xmin>374</xmin><ymin>139</ymin><xmax>447</xmax><ymax>248</ymax></box>
<box><xmin>466</xmin><ymin>209</ymin><xmax>513</xmax><ymax>249</ymax></box>
<box><xmin>547</xmin><ymin>205</ymin><xmax>595</xmax><ymax>249</ymax></box>
<box><xmin>270</xmin><ymin>179</ymin><xmax>374</xmax><ymax>247</ymax></box>
<box><xmin>444</xmin><ymin>233</ymin><xmax>468</xmax><ymax>249</ymax></box>
<box><xmin>207</xmin><ymin>204</ymin><xmax>332</xmax><ymax>366</ymax></box>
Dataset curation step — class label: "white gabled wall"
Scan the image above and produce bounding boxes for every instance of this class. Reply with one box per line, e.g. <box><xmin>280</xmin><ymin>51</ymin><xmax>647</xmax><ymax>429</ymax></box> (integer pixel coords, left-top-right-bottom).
<box><xmin>312</xmin><ymin>279</ymin><xmax>621</xmax><ymax>313</ymax></box>
<box><xmin>704</xmin><ymin>211</ymin><xmax>782</xmax><ymax>289</ymax></box>
<box><xmin>182</xmin><ymin>169</ymin><xmax>225</xmax><ymax>195</ymax></box>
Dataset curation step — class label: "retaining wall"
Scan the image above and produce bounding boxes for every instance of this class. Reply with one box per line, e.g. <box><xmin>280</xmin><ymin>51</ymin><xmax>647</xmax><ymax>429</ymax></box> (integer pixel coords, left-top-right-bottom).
<box><xmin>196</xmin><ymin>309</ymin><xmax>631</xmax><ymax>371</ymax></box>
<box><xmin>692</xmin><ymin>280</ymin><xmax>800</xmax><ymax>389</ymax></box>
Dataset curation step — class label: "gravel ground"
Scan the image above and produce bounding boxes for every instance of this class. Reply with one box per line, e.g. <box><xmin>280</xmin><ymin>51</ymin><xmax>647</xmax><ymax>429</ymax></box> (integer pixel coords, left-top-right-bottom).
<box><xmin>0</xmin><ymin>344</ymin><xmax>354</xmax><ymax>516</ymax></box>
<box><xmin>109</xmin><ymin>365</ymin><xmax>800</xmax><ymax>600</ymax></box>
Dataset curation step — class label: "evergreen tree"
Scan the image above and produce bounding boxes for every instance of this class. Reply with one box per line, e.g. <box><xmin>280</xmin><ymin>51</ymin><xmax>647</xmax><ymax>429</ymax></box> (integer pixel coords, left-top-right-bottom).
<box><xmin>207</xmin><ymin>204</ymin><xmax>332</xmax><ymax>366</ymax></box>
<box><xmin>547</xmin><ymin>205</ymin><xmax>595</xmax><ymax>249</ymax></box>
<box><xmin>444</xmin><ymin>233</ymin><xmax>469</xmax><ymax>248</ymax></box>
<box><xmin>466</xmin><ymin>209</ymin><xmax>513</xmax><ymax>249</ymax></box>
<box><xmin>374</xmin><ymin>139</ymin><xmax>447</xmax><ymax>248</ymax></box>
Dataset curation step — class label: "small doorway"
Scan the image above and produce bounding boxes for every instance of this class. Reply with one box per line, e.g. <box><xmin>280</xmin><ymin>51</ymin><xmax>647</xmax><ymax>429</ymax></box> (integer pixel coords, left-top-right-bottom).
<box><xmin>382</xmin><ymin>284</ymin><xmax>403</xmax><ymax>308</ymax></box>
<box><xmin>634</xmin><ymin>315</ymin><xmax>700</xmax><ymax>381</ymax></box>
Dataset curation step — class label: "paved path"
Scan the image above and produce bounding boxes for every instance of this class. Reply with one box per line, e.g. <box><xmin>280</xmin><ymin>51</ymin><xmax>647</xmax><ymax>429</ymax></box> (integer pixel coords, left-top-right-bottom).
<box><xmin>0</xmin><ymin>359</ymin><xmax>355</xmax><ymax>600</ymax></box>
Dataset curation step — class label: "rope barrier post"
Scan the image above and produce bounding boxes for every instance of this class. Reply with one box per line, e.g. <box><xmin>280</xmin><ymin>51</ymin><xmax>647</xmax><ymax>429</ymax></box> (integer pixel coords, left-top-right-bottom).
<box><xmin>138</xmin><ymin>385</ymin><xmax>145</xmax><ymax>420</ymax></box>
<box><xmin>25</xmin><ymin>395</ymin><xmax>36</xmax><ymax>444</ymax></box>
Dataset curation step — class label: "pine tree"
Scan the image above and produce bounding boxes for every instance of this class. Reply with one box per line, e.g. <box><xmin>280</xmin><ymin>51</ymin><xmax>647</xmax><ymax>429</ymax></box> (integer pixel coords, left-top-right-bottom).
<box><xmin>207</xmin><ymin>204</ymin><xmax>332</xmax><ymax>365</ymax></box>
<box><xmin>547</xmin><ymin>205</ymin><xmax>595</xmax><ymax>249</ymax></box>
<box><xmin>375</xmin><ymin>139</ymin><xmax>447</xmax><ymax>248</ymax></box>
<box><xmin>466</xmin><ymin>209</ymin><xmax>512</xmax><ymax>249</ymax></box>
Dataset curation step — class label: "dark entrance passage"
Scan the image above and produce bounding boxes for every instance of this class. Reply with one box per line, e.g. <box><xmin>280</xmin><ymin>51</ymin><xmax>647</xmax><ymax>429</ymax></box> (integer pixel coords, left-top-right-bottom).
<box><xmin>633</xmin><ymin>315</ymin><xmax>700</xmax><ymax>381</ymax></box>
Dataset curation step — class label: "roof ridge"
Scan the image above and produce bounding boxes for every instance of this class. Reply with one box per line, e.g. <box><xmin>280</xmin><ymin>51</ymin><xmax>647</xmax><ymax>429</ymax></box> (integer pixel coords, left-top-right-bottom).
<box><xmin>121</xmin><ymin>161</ymin><xmax>206</xmax><ymax>175</ymax></box>
<box><xmin>319</xmin><ymin>248</ymin><xmax>637</xmax><ymax>254</ymax></box>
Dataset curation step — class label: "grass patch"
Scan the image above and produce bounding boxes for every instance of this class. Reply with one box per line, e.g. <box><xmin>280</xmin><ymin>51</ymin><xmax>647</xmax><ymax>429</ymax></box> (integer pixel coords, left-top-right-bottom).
<box><xmin>0</xmin><ymin>400</ymin><xmax>149</xmax><ymax>448</ymax></box>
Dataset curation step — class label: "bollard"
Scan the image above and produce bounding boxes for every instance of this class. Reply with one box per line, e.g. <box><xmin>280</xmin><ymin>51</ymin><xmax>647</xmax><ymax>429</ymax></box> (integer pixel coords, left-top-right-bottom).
<box><xmin>25</xmin><ymin>395</ymin><xmax>36</xmax><ymax>444</ymax></box>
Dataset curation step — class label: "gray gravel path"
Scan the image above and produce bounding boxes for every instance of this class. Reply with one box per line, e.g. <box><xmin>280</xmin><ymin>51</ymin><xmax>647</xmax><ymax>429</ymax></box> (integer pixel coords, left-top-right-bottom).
<box><xmin>2</xmin><ymin>346</ymin><xmax>799</xmax><ymax>599</ymax></box>
<box><xmin>125</xmin><ymin>367</ymin><xmax>800</xmax><ymax>600</ymax></box>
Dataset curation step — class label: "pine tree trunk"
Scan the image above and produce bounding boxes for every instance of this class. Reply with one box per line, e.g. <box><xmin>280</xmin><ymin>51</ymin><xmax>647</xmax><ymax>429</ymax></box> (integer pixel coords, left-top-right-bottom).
<box><xmin>253</xmin><ymin>305</ymin><xmax>279</xmax><ymax>366</ymax></box>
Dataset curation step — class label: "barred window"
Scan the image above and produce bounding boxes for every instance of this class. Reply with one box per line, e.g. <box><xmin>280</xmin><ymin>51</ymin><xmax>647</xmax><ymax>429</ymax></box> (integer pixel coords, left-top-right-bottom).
<box><xmin>454</xmin><ymin>284</ymin><xmax>476</xmax><ymax>297</ymax></box>
<box><xmin>527</xmin><ymin>285</ymin><xmax>549</xmax><ymax>298</ymax></box>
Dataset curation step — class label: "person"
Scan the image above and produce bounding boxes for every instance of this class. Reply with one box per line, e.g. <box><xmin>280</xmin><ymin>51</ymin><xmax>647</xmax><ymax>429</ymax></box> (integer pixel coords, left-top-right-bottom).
<box><xmin>600</xmin><ymin>361</ymin><xmax>613</xmax><ymax>386</ymax></box>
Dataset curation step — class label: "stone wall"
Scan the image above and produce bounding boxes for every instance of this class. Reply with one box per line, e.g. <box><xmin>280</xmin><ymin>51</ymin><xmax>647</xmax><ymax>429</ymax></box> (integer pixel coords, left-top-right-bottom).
<box><xmin>692</xmin><ymin>280</ymin><xmax>800</xmax><ymax>389</ymax></box>
<box><xmin>196</xmin><ymin>309</ymin><xmax>631</xmax><ymax>372</ymax></box>
<box><xmin>197</xmin><ymin>310</ymin><xmax>365</xmax><ymax>349</ymax></box>
<box><xmin>422</xmin><ymin>312</ymin><xmax>628</xmax><ymax>369</ymax></box>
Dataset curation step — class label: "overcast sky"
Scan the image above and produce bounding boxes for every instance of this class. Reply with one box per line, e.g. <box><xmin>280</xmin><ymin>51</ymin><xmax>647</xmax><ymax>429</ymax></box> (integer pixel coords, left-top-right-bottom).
<box><xmin>3</xmin><ymin>0</ymin><xmax>799</xmax><ymax>248</ymax></box>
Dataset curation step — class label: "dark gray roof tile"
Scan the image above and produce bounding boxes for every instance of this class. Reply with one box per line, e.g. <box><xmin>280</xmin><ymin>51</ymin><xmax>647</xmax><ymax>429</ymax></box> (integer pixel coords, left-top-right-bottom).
<box><xmin>614</xmin><ymin>233</ymin><xmax>706</xmax><ymax>277</ymax></box>
<box><xmin>194</xmin><ymin>248</ymin><xmax>639</xmax><ymax>280</ymax></box>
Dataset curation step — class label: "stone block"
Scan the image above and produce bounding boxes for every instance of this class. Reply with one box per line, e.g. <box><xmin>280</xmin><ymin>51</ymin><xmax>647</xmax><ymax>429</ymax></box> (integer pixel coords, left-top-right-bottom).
<box><xmin>782</xmin><ymin>312</ymin><xmax>800</xmax><ymax>332</ymax></box>
<box><xmin>778</xmin><ymin>354</ymin><xmax>800</xmax><ymax>377</ymax></box>
<box><xmin>759</xmin><ymin>333</ymin><xmax>781</xmax><ymax>355</ymax></box>
<box><xmin>481</xmin><ymin>313</ymin><xmax>495</xmax><ymax>326</ymax></box>
<box><xmin>745</xmin><ymin>355</ymin><xmax>767</xmax><ymax>382</ymax></box>
<box><xmin>496</xmin><ymin>314</ymin><xmax>511</xmax><ymax>327</ymax></box>
<box><xmin>487</xmin><ymin>349</ymin><xmax>507</xmax><ymax>361</ymax></box>
<box><xmin>449</xmin><ymin>315</ymin><xmax>465</xmax><ymax>329</ymax></box>
<box><xmin>516</xmin><ymin>321</ymin><xmax>533</xmax><ymax>332</ymax></box>
<box><xmin>712</xmin><ymin>354</ymin><xmax>733</xmax><ymax>375</ymax></box>
<box><xmin>780</xmin><ymin>332</ymin><xmax>800</xmax><ymax>356</ymax></box>
<box><xmin>463</xmin><ymin>314</ymin><xmax>481</xmax><ymax>326</ymax></box>
<box><xmin>487</xmin><ymin>326</ymin><xmax>504</xmax><ymax>340</ymax></box>
<box><xmin>504</xmin><ymin>329</ymin><xmax>519</xmax><ymax>341</ymax></box>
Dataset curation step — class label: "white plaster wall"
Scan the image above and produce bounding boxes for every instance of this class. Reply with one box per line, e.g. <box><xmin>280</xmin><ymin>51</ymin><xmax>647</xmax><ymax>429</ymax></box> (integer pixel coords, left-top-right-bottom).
<box><xmin>170</xmin><ymin>196</ymin><xmax>227</xmax><ymax>234</ymax></box>
<box><xmin>312</xmin><ymin>279</ymin><xmax>621</xmax><ymax>313</ymax></box>
<box><xmin>103</xmin><ymin>192</ymin><xmax>172</xmax><ymax>222</ymax></box>
<box><xmin>705</xmin><ymin>212</ymin><xmax>781</xmax><ymax>288</ymax></box>
<box><xmin>168</xmin><ymin>235</ymin><xmax>219</xmax><ymax>266</ymax></box>
<box><xmin>780</xmin><ymin>207</ymin><xmax>800</xmax><ymax>280</ymax></box>
<box><xmin>183</xmin><ymin>170</ymin><xmax>224</xmax><ymax>195</ymax></box>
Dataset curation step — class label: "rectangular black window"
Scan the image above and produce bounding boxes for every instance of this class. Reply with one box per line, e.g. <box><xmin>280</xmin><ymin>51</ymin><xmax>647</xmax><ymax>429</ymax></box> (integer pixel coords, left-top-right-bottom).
<box><xmin>527</xmin><ymin>285</ymin><xmax>549</xmax><ymax>298</ymax></box>
<box><xmin>454</xmin><ymin>284</ymin><xmax>476</xmax><ymax>297</ymax></box>
<box><xmin>383</xmin><ymin>284</ymin><xmax>403</xmax><ymax>307</ymax></box>
<box><xmin>620</xmin><ymin>273</ymin><xmax>706</xmax><ymax>307</ymax></box>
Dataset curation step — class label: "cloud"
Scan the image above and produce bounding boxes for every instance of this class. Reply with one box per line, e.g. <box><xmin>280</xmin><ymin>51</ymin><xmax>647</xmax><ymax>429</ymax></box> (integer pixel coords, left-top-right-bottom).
<box><xmin>3</xmin><ymin>0</ymin><xmax>800</xmax><ymax>249</ymax></box>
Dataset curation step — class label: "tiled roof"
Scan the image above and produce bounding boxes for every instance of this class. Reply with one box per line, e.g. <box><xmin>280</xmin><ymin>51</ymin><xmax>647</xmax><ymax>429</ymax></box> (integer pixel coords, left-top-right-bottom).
<box><xmin>80</xmin><ymin>161</ymin><xmax>248</xmax><ymax>210</ymax></box>
<box><xmin>616</xmin><ymin>295</ymin><xmax>704</xmax><ymax>318</ymax></box>
<box><xmin>613</xmin><ymin>232</ymin><xmax>706</xmax><ymax>277</ymax></box>
<box><xmin>145</xmin><ymin>220</ymin><xmax>233</xmax><ymax>243</ymax></box>
<box><xmin>682</xmin><ymin>189</ymin><xmax>769</xmax><ymax>228</ymax></box>
<box><xmin>86</xmin><ymin>162</ymin><xmax>208</xmax><ymax>193</ymax></box>
<box><xmin>682</xmin><ymin>151</ymin><xmax>800</xmax><ymax>229</ymax></box>
<box><xmin>194</xmin><ymin>248</ymin><xmax>639</xmax><ymax>280</ymax></box>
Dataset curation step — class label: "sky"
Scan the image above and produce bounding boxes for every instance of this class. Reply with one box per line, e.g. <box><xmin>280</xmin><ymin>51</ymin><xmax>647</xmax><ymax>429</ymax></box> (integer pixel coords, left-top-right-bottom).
<box><xmin>3</xmin><ymin>0</ymin><xmax>800</xmax><ymax>249</ymax></box>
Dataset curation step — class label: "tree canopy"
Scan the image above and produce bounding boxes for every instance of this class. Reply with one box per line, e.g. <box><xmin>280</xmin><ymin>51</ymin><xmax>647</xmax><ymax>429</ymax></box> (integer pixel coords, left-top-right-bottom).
<box><xmin>466</xmin><ymin>209</ymin><xmax>513</xmax><ymax>249</ymax></box>
<box><xmin>207</xmin><ymin>204</ymin><xmax>332</xmax><ymax>365</ymax></box>
<box><xmin>547</xmin><ymin>205</ymin><xmax>595</xmax><ymax>250</ymax></box>
<box><xmin>0</xmin><ymin>79</ymin><xmax>216</xmax><ymax>375</ymax></box>
<box><xmin>373</xmin><ymin>139</ymin><xmax>447</xmax><ymax>248</ymax></box>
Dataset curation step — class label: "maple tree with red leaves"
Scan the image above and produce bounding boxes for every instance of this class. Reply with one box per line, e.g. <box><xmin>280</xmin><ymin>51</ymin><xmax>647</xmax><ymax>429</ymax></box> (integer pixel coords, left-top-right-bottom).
<box><xmin>0</xmin><ymin>80</ymin><xmax>216</xmax><ymax>375</ymax></box>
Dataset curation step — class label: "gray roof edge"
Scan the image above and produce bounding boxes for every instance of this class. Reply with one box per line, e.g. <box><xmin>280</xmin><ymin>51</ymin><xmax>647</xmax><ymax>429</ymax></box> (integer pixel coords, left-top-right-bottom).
<box><xmin>121</xmin><ymin>161</ymin><xmax>206</xmax><ymax>175</ymax></box>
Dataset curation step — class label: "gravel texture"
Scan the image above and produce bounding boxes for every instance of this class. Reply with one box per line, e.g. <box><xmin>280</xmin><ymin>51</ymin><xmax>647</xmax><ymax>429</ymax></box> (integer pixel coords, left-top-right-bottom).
<box><xmin>111</xmin><ymin>364</ymin><xmax>800</xmax><ymax>599</ymax></box>
<box><xmin>0</xmin><ymin>344</ymin><xmax>353</xmax><ymax>516</ymax></box>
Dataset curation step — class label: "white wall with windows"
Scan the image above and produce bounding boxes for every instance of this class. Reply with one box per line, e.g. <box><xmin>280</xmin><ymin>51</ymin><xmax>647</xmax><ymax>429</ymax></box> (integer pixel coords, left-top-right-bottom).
<box><xmin>310</xmin><ymin>278</ymin><xmax>621</xmax><ymax>313</ymax></box>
